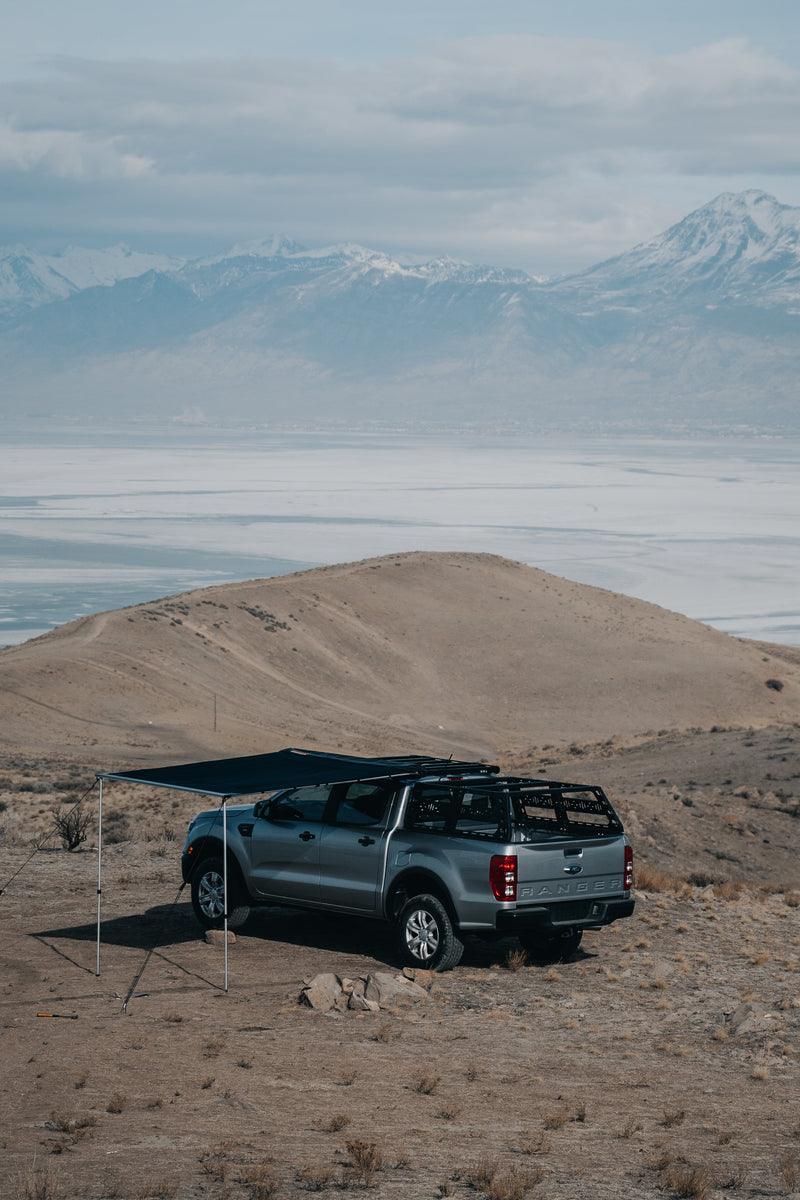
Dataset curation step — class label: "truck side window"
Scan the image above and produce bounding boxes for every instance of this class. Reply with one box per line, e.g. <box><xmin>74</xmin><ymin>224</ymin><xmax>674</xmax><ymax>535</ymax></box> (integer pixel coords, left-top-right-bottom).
<box><xmin>404</xmin><ymin>786</ymin><xmax>451</xmax><ymax>833</ymax></box>
<box><xmin>332</xmin><ymin>782</ymin><xmax>394</xmax><ymax>827</ymax></box>
<box><xmin>452</xmin><ymin>790</ymin><xmax>504</xmax><ymax>838</ymax></box>
<box><xmin>269</xmin><ymin>785</ymin><xmax>332</xmax><ymax>822</ymax></box>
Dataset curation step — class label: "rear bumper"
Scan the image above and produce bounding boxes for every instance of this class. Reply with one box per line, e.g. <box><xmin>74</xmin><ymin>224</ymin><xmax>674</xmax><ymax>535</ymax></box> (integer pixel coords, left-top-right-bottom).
<box><xmin>495</xmin><ymin>895</ymin><xmax>634</xmax><ymax>935</ymax></box>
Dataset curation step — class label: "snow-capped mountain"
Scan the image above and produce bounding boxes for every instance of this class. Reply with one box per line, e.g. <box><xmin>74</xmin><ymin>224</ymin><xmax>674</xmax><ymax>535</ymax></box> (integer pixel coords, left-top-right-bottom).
<box><xmin>47</xmin><ymin>244</ymin><xmax>184</xmax><ymax>291</ymax></box>
<box><xmin>552</xmin><ymin>190</ymin><xmax>800</xmax><ymax>306</ymax></box>
<box><xmin>0</xmin><ymin>244</ymin><xmax>183</xmax><ymax>324</ymax></box>
<box><xmin>1</xmin><ymin>191</ymin><xmax>798</xmax><ymax>432</ymax></box>
<box><xmin>0</xmin><ymin>247</ymin><xmax>76</xmax><ymax>323</ymax></box>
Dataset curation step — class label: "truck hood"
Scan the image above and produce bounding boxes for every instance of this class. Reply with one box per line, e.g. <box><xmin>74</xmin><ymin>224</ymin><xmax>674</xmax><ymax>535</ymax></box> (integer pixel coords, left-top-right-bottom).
<box><xmin>188</xmin><ymin>802</ymin><xmax>255</xmax><ymax>827</ymax></box>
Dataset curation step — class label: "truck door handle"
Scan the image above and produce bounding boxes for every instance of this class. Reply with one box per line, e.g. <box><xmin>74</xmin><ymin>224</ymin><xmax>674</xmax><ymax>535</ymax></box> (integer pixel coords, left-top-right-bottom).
<box><xmin>299</xmin><ymin>831</ymin><xmax>315</xmax><ymax>841</ymax></box>
<box><xmin>358</xmin><ymin>836</ymin><xmax>375</xmax><ymax>846</ymax></box>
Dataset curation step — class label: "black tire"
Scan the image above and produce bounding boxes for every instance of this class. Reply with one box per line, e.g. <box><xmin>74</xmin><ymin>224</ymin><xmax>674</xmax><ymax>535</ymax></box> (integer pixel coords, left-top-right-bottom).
<box><xmin>396</xmin><ymin>893</ymin><xmax>464</xmax><ymax>971</ymax></box>
<box><xmin>190</xmin><ymin>857</ymin><xmax>251</xmax><ymax>930</ymax></box>
<box><xmin>519</xmin><ymin>929</ymin><xmax>583</xmax><ymax>964</ymax></box>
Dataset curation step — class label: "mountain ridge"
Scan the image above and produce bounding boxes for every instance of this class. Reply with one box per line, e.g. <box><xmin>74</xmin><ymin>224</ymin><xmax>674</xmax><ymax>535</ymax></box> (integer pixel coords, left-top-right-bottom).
<box><xmin>2</xmin><ymin>190</ymin><xmax>799</xmax><ymax>431</ymax></box>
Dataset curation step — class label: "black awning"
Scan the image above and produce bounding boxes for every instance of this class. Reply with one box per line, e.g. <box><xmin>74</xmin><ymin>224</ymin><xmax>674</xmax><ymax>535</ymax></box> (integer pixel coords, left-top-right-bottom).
<box><xmin>97</xmin><ymin>747</ymin><xmax>494</xmax><ymax>799</ymax></box>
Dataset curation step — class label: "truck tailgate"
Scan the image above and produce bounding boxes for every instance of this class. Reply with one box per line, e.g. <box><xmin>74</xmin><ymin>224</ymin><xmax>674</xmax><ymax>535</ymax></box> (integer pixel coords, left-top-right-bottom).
<box><xmin>515</xmin><ymin>836</ymin><xmax>627</xmax><ymax>905</ymax></box>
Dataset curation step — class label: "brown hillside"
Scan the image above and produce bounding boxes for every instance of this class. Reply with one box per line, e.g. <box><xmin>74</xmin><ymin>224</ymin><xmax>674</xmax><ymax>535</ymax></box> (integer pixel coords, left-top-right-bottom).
<box><xmin>2</xmin><ymin>555</ymin><xmax>800</xmax><ymax>1200</ymax></box>
<box><xmin>1</xmin><ymin>551</ymin><xmax>798</xmax><ymax>766</ymax></box>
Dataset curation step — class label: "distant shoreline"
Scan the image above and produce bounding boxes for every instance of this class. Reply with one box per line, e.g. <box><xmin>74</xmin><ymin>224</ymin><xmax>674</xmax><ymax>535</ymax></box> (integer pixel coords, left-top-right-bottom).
<box><xmin>3</xmin><ymin>432</ymin><xmax>799</xmax><ymax>649</ymax></box>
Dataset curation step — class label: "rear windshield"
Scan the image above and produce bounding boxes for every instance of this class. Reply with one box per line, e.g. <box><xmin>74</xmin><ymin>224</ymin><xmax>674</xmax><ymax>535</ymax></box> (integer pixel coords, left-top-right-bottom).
<box><xmin>404</xmin><ymin>780</ymin><xmax>622</xmax><ymax>841</ymax></box>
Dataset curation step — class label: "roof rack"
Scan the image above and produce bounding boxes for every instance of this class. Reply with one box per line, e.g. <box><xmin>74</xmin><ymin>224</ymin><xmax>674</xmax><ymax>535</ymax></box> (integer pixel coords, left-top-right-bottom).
<box><xmin>370</xmin><ymin>756</ymin><xmax>500</xmax><ymax>778</ymax></box>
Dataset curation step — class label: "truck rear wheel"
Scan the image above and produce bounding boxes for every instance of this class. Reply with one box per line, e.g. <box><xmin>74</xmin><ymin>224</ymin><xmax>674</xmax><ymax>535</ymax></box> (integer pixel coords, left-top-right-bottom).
<box><xmin>397</xmin><ymin>893</ymin><xmax>464</xmax><ymax>971</ymax></box>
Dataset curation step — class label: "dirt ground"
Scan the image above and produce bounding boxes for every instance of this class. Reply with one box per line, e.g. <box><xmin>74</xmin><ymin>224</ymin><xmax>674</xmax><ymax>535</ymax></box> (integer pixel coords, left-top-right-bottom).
<box><xmin>2</xmin><ymin>730</ymin><xmax>800</xmax><ymax>1200</ymax></box>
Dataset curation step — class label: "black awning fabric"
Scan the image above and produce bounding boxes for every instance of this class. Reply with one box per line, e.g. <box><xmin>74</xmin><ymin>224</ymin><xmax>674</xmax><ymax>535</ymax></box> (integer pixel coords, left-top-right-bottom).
<box><xmin>97</xmin><ymin>747</ymin><xmax>447</xmax><ymax>799</ymax></box>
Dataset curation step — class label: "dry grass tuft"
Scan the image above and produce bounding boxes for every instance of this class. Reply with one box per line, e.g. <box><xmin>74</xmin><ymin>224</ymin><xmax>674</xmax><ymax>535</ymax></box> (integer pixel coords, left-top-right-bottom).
<box><xmin>465</xmin><ymin>1154</ymin><xmax>500</xmax><ymax>1191</ymax></box>
<box><xmin>487</xmin><ymin>1165</ymin><xmax>543</xmax><ymax>1199</ymax></box>
<box><xmin>199</xmin><ymin>1142</ymin><xmax>233</xmax><ymax>1182</ymax></box>
<box><xmin>505</xmin><ymin>947</ymin><xmax>528</xmax><ymax>972</ymax></box>
<box><xmin>713</xmin><ymin>880</ymin><xmax>746</xmax><ymax>901</ymax></box>
<box><xmin>46</xmin><ymin>1110</ymin><xmax>96</xmax><ymax>1151</ymax></box>
<box><xmin>411</xmin><ymin>1070</ymin><xmax>441</xmax><ymax>1095</ymax></box>
<box><xmin>635</xmin><ymin>864</ymin><xmax>690</xmax><ymax>896</ymax></box>
<box><xmin>517</xmin><ymin>1131</ymin><xmax>552</xmax><ymax>1156</ymax></box>
<box><xmin>663</xmin><ymin>1110</ymin><xmax>686</xmax><ymax>1128</ymax></box>
<box><xmin>322</xmin><ymin>1113</ymin><xmax>351</xmax><ymax>1133</ymax></box>
<box><xmin>344</xmin><ymin>1139</ymin><xmax>383</xmax><ymax>1187</ymax></box>
<box><xmin>18</xmin><ymin>1169</ymin><xmax>59</xmax><ymax>1200</ymax></box>
<box><xmin>542</xmin><ymin>1105</ymin><xmax>569</xmax><ymax>1131</ymax></box>
<box><xmin>47</xmin><ymin>1111</ymin><xmax>96</xmax><ymax>1135</ymax></box>
<box><xmin>660</xmin><ymin>1163</ymin><xmax>713</xmax><ymax>1200</ymax></box>
<box><xmin>780</xmin><ymin>1151</ymin><xmax>799</xmax><ymax>1192</ymax></box>
<box><xmin>239</xmin><ymin>1158</ymin><xmax>280</xmax><ymax>1200</ymax></box>
<box><xmin>717</xmin><ymin>1165</ymin><xmax>747</xmax><ymax>1190</ymax></box>
<box><xmin>296</xmin><ymin>1164</ymin><xmax>336</xmax><ymax>1191</ymax></box>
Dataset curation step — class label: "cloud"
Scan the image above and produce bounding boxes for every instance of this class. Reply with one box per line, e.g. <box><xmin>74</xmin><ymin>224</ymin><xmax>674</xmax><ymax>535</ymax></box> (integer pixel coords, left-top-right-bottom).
<box><xmin>1</xmin><ymin>36</ymin><xmax>799</xmax><ymax>269</ymax></box>
<box><xmin>0</xmin><ymin>117</ymin><xmax>152</xmax><ymax>179</ymax></box>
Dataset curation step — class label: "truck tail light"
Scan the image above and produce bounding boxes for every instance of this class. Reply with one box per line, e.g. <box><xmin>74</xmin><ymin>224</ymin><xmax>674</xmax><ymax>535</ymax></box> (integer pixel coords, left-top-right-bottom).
<box><xmin>624</xmin><ymin>844</ymin><xmax>634</xmax><ymax>891</ymax></box>
<box><xmin>490</xmin><ymin>855</ymin><xmax>517</xmax><ymax>902</ymax></box>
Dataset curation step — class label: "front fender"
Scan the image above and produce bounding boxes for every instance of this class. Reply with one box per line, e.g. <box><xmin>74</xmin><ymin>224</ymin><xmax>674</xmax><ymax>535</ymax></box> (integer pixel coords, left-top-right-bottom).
<box><xmin>181</xmin><ymin>835</ymin><xmax>249</xmax><ymax>896</ymax></box>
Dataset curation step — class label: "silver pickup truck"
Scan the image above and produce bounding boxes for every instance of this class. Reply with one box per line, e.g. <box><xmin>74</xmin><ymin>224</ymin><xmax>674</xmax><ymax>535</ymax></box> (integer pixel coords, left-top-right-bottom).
<box><xmin>181</xmin><ymin>755</ymin><xmax>634</xmax><ymax>970</ymax></box>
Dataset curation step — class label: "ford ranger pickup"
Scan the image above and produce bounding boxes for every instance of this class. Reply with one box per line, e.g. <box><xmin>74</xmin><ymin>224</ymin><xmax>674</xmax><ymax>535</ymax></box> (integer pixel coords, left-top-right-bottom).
<box><xmin>181</xmin><ymin>754</ymin><xmax>634</xmax><ymax>970</ymax></box>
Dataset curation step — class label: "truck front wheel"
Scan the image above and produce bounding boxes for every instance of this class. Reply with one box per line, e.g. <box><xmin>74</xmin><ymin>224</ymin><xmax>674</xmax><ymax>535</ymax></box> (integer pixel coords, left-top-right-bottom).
<box><xmin>190</xmin><ymin>857</ymin><xmax>251</xmax><ymax>930</ymax></box>
<box><xmin>397</xmin><ymin>893</ymin><xmax>464</xmax><ymax>971</ymax></box>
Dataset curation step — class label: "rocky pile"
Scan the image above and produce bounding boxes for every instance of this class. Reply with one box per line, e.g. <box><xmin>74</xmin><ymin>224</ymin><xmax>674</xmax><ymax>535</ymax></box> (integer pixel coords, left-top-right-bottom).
<box><xmin>299</xmin><ymin>969</ymin><xmax>434</xmax><ymax>1012</ymax></box>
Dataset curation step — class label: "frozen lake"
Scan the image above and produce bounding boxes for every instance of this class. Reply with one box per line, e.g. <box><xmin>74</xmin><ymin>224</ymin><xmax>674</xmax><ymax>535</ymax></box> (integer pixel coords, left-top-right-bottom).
<box><xmin>2</xmin><ymin>428</ymin><xmax>799</xmax><ymax>647</ymax></box>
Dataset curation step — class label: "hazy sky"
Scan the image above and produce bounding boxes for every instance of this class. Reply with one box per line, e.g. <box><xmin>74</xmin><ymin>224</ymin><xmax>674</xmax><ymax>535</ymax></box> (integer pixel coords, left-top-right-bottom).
<box><xmin>3</xmin><ymin>0</ymin><xmax>799</xmax><ymax>273</ymax></box>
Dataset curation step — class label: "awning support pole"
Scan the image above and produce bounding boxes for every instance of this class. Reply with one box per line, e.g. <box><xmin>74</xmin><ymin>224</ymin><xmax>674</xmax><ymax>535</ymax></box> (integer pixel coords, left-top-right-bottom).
<box><xmin>223</xmin><ymin>797</ymin><xmax>229</xmax><ymax>992</ymax></box>
<box><xmin>96</xmin><ymin>777</ymin><xmax>103</xmax><ymax>977</ymax></box>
